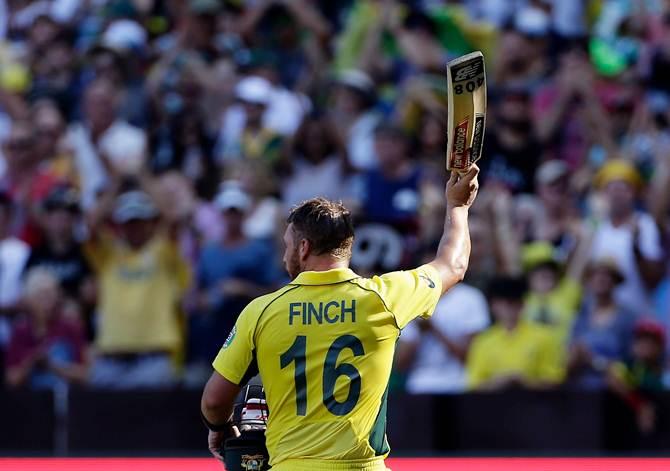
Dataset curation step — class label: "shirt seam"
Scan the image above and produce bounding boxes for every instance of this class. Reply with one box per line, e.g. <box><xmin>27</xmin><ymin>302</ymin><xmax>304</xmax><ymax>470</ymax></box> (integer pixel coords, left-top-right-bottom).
<box><xmin>253</xmin><ymin>284</ymin><xmax>302</xmax><ymax>345</ymax></box>
<box><xmin>347</xmin><ymin>279</ymin><xmax>401</xmax><ymax>331</ymax></box>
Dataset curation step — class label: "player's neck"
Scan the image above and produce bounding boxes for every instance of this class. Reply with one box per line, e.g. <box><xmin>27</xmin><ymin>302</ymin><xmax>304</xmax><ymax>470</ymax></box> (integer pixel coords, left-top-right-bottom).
<box><xmin>302</xmin><ymin>256</ymin><xmax>349</xmax><ymax>273</ymax></box>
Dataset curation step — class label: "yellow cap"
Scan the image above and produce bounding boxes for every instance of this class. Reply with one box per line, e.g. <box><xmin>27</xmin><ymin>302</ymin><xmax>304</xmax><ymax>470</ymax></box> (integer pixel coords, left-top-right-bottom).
<box><xmin>521</xmin><ymin>242</ymin><xmax>559</xmax><ymax>272</ymax></box>
<box><xmin>594</xmin><ymin>159</ymin><xmax>642</xmax><ymax>190</ymax></box>
<box><xmin>0</xmin><ymin>63</ymin><xmax>30</xmax><ymax>93</ymax></box>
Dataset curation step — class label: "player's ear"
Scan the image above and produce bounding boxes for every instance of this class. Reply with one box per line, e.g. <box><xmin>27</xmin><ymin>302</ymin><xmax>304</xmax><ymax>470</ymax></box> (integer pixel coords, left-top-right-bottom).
<box><xmin>298</xmin><ymin>238</ymin><xmax>311</xmax><ymax>261</ymax></box>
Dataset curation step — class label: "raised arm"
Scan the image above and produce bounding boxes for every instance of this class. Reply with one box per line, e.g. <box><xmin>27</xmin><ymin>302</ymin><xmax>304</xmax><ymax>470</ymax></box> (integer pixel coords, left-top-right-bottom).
<box><xmin>428</xmin><ymin>165</ymin><xmax>479</xmax><ymax>294</ymax></box>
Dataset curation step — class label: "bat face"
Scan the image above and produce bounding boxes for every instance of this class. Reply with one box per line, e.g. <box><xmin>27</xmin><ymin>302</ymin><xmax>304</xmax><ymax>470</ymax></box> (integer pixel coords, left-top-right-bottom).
<box><xmin>446</xmin><ymin>51</ymin><xmax>487</xmax><ymax>173</ymax></box>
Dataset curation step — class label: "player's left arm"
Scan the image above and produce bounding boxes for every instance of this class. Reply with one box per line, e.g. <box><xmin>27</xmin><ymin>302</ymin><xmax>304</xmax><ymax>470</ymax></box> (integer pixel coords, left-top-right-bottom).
<box><xmin>200</xmin><ymin>298</ymin><xmax>262</xmax><ymax>458</ymax></box>
<box><xmin>428</xmin><ymin>165</ymin><xmax>479</xmax><ymax>295</ymax></box>
<box><xmin>201</xmin><ymin>373</ymin><xmax>242</xmax><ymax>460</ymax></box>
<box><xmin>201</xmin><ymin>372</ymin><xmax>241</xmax><ymax>430</ymax></box>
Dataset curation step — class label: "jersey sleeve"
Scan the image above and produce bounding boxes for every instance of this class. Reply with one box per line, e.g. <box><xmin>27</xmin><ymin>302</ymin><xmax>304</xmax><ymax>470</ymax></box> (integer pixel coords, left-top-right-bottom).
<box><xmin>212</xmin><ymin>300</ymin><xmax>261</xmax><ymax>385</ymax></box>
<box><xmin>376</xmin><ymin>264</ymin><xmax>443</xmax><ymax>329</ymax></box>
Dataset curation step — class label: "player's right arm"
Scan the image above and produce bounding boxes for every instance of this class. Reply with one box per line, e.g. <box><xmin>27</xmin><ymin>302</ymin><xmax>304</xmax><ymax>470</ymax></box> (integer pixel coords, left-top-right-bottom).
<box><xmin>428</xmin><ymin>165</ymin><xmax>479</xmax><ymax>295</ymax></box>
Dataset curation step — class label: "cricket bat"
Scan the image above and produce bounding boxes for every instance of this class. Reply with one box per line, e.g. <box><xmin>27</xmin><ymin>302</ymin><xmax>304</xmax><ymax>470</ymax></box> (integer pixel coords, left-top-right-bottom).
<box><xmin>446</xmin><ymin>51</ymin><xmax>487</xmax><ymax>173</ymax></box>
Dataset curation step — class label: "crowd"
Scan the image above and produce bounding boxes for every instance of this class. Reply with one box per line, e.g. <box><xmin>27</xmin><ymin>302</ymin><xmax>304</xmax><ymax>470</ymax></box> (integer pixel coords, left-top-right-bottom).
<box><xmin>1</xmin><ymin>0</ymin><xmax>669</xmax><ymax>431</ymax></box>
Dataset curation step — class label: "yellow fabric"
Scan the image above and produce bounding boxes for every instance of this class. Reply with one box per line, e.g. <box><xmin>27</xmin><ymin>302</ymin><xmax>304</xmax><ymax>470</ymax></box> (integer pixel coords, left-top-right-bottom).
<box><xmin>521</xmin><ymin>241</ymin><xmax>555</xmax><ymax>272</ymax></box>
<box><xmin>609</xmin><ymin>361</ymin><xmax>629</xmax><ymax>383</ymax></box>
<box><xmin>213</xmin><ymin>265</ymin><xmax>442</xmax><ymax>468</ymax></box>
<box><xmin>594</xmin><ymin>159</ymin><xmax>642</xmax><ymax>189</ymax></box>
<box><xmin>85</xmin><ymin>231</ymin><xmax>190</xmax><ymax>353</ymax></box>
<box><xmin>467</xmin><ymin>320</ymin><xmax>565</xmax><ymax>389</ymax></box>
<box><xmin>272</xmin><ymin>457</ymin><xmax>389</xmax><ymax>471</ymax></box>
<box><xmin>523</xmin><ymin>277</ymin><xmax>582</xmax><ymax>341</ymax></box>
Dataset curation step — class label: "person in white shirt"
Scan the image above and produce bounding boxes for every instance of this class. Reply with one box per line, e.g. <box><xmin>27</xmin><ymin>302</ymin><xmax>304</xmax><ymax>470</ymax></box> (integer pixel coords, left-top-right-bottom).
<box><xmin>329</xmin><ymin>69</ymin><xmax>381</xmax><ymax>171</ymax></box>
<box><xmin>67</xmin><ymin>78</ymin><xmax>146</xmax><ymax>209</ymax></box>
<box><xmin>591</xmin><ymin>160</ymin><xmax>665</xmax><ymax>315</ymax></box>
<box><xmin>0</xmin><ymin>191</ymin><xmax>30</xmax><ymax>354</ymax></box>
<box><xmin>396</xmin><ymin>282</ymin><xmax>490</xmax><ymax>393</ymax></box>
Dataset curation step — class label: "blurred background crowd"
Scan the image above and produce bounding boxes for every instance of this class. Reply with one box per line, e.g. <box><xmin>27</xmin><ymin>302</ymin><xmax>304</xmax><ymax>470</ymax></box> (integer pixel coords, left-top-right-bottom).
<box><xmin>1</xmin><ymin>0</ymin><xmax>670</xmax><ymax>435</ymax></box>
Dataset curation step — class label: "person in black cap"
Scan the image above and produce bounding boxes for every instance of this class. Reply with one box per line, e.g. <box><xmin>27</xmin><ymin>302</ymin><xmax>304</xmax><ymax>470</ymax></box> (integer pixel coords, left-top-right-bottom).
<box><xmin>467</xmin><ymin>276</ymin><xmax>565</xmax><ymax>391</ymax></box>
<box><xmin>24</xmin><ymin>185</ymin><xmax>94</xmax><ymax>333</ymax></box>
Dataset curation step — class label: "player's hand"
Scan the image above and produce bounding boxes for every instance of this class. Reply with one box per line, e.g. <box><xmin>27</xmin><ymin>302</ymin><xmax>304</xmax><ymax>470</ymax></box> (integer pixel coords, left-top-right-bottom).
<box><xmin>208</xmin><ymin>430</ymin><xmax>226</xmax><ymax>461</ymax></box>
<box><xmin>207</xmin><ymin>425</ymin><xmax>240</xmax><ymax>461</ymax></box>
<box><xmin>446</xmin><ymin>164</ymin><xmax>479</xmax><ymax>209</ymax></box>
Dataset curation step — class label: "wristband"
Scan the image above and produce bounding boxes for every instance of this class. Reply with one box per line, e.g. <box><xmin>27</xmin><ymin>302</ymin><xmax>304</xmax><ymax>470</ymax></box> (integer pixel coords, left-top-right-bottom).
<box><xmin>201</xmin><ymin>411</ymin><xmax>230</xmax><ymax>432</ymax></box>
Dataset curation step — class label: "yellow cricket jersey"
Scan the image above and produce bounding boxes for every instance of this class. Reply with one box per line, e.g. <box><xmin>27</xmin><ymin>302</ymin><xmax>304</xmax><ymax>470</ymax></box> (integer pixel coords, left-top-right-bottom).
<box><xmin>523</xmin><ymin>277</ymin><xmax>582</xmax><ymax>342</ymax></box>
<box><xmin>466</xmin><ymin>320</ymin><xmax>565</xmax><ymax>390</ymax></box>
<box><xmin>85</xmin><ymin>231</ymin><xmax>191</xmax><ymax>353</ymax></box>
<box><xmin>212</xmin><ymin>265</ymin><xmax>442</xmax><ymax>470</ymax></box>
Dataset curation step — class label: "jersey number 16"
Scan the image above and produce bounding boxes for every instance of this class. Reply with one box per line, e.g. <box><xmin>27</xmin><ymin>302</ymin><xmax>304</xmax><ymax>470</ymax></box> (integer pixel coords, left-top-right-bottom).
<box><xmin>280</xmin><ymin>335</ymin><xmax>364</xmax><ymax>416</ymax></box>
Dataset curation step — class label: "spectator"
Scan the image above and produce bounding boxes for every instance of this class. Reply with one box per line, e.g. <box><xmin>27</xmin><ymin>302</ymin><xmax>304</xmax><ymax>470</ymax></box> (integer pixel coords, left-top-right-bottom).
<box><xmin>24</xmin><ymin>185</ymin><xmax>94</xmax><ymax>335</ymax></box>
<box><xmin>28</xmin><ymin>24</ymin><xmax>80</xmax><ymax>119</ymax></box>
<box><xmin>567</xmin><ymin>258</ymin><xmax>637</xmax><ymax>389</ymax></box>
<box><xmin>480</xmin><ymin>85</ymin><xmax>540</xmax><ymax>194</ymax></box>
<box><xmin>150</xmin><ymin>97</ymin><xmax>218</xmax><ymax>195</ymax></box>
<box><xmin>282</xmin><ymin>113</ymin><xmax>353</xmax><ymax>209</ymax></box>
<box><xmin>648</xmin><ymin>145</ymin><xmax>670</xmax><ymax>331</ymax></box>
<box><xmin>238</xmin><ymin>0</ymin><xmax>331</xmax><ymax>89</ymax></box>
<box><xmin>494</xmin><ymin>10</ymin><xmax>551</xmax><ymax>87</ymax></box>
<box><xmin>85</xmin><ymin>179</ymin><xmax>190</xmax><ymax>389</ymax></box>
<box><xmin>0</xmin><ymin>120</ymin><xmax>58</xmax><ymax>217</ymax></box>
<box><xmin>189</xmin><ymin>182</ymin><xmax>280</xmax><ymax>376</ymax></box>
<box><xmin>68</xmin><ymin>78</ymin><xmax>147</xmax><ymax>208</ymax></box>
<box><xmin>329</xmin><ymin>69</ymin><xmax>381</xmax><ymax>171</ymax></box>
<box><xmin>85</xmin><ymin>22</ymin><xmax>150</xmax><ymax>128</ymax></box>
<box><xmin>397</xmin><ymin>281</ymin><xmax>489</xmax><ymax>393</ymax></box>
<box><xmin>590</xmin><ymin>159</ymin><xmax>665</xmax><ymax>314</ymax></box>
<box><xmin>230</xmin><ymin>160</ymin><xmax>283</xmax><ymax>240</ymax></box>
<box><xmin>0</xmin><ymin>191</ymin><xmax>29</xmax><ymax>382</ymax></box>
<box><xmin>608</xmin><ymin>320</ymin><xmax>666</xmax><ymax>436</ymax></box>
<box><xmin>532</xmin><ymin>43</ymin><xmax>611</xmax><ymax>168</ymax></box>
<box><xmin>518</xmin><ymin>160</ymin><xmax>582</xmax><ymax>259</ymax></box>
<box><xmin>31</xmin><ymin>100</ymin><xmax>77</xmax><ymax>187</ymax></box>
<box><xmin>357</xmin><ymin>124</ymin><xmax>423</xmax><ymax>238</ymax></box>
<box><xmin>0</xmin><ymin>191</ymin><xmax>29</xmax><ymax>315</ymax></box>
<box><xmin>217</xmin><ymin>76</ymin><xmax>284</xmax><ymax>170</ymax></box>
<box><xmin>5</xmin><ymin>268</ymin><xmax>88</xmax><ymax>389</ymax></box>
<box><xmin>520</xmin><ymin>241</ymin><xmax>585</xmax><ymax>342</ymax></box>
<box><xmin>467</xmin><ymin>276</ymin><xmax>564</xmax><ymax>391</ymax></box>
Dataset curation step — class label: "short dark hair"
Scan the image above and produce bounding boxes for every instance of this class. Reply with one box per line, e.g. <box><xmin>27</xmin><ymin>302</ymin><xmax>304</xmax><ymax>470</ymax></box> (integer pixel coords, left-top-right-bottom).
<box><xmin>486</xmin><ymin>276</ymin><xmax>528</xmax><ymax>301</ymax></box>
<box><xmin>287</xmin><ymin>198</ymin><xmax>354</xmax><ymax>260</ymax></box>
<box><xmin>373</xmin><ymin>122</ymin><xmax>408</xmax><ymax>142</ymax></box>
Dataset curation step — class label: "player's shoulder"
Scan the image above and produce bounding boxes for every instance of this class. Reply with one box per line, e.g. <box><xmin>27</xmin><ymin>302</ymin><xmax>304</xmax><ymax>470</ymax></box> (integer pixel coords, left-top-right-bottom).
<box><xmin>362</xmin><ymin>264</ymin><xmax>439</xmax><ymax>290</ymax></box>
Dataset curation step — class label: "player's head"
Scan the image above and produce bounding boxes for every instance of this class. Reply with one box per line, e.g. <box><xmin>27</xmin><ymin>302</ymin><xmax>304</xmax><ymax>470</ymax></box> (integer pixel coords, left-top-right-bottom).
<box><xmin>284</xmin><ymin>198</ymin><xmax>354</xmax><ymax>279</ymax></box>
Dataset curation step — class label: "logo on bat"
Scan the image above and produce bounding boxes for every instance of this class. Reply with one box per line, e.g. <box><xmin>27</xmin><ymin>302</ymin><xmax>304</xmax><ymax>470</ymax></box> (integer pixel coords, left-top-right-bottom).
<box><xmin>453</xmin><ymin>61</ymin><xmax>483</xmax><ymax>82</ymax></box>
<box><xmin>471</xmin><ymin>115</ymin><xmax>485</xmax><ymax>162</ymax></box>
<box><xmin>451</xmin><ymin>119</ymin><xmax>469</xmax><ymax>169</ymax></box>
<box><xmin>241</xmin><ymin>454</ymin><xmax>266</xmax><ymax>470</ymax></box>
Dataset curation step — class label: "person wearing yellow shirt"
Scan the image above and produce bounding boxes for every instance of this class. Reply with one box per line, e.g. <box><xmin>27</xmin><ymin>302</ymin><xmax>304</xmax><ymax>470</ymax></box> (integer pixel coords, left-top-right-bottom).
<box><xmin>85</xmin><ymin>176</ymin><xmax>190</xmax><ymax>389</ymax></box>
<box><xmin>521</xmin><ymin>240</ymin><xmax>591</xmax><ymax>343</ymax></box>
<box><xmin>200</xmin><ymin>166</ymin><xmax>480</xmax><ymax>471</ymax></box>
<box><xmin>468</xmin><ymin>276</ymin><xmax>565</xmax><ymax>391</ymax></box>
